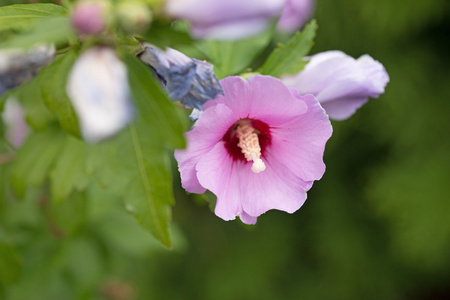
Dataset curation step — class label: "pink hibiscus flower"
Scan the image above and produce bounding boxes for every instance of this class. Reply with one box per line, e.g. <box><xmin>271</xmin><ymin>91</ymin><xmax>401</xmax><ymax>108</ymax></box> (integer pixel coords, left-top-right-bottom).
<box><xmin>175</xmin><ymin>75</ymin><xmax>332</xmax><ymax>224</ymax></box>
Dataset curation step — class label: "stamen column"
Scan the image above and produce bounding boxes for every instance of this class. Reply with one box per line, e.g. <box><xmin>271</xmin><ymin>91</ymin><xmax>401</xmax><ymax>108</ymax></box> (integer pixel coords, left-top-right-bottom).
<box><xmin>236</xmin><ymin>122</ymin><xmax>266</xmax><ymax>173</ymax></box>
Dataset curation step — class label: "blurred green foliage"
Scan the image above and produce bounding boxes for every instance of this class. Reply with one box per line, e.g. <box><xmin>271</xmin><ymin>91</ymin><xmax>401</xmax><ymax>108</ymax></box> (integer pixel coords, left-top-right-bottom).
<box><xmin>1</xmin><ymin>0</ymin><xmax>450</xmax><ymax>299</ymax></box>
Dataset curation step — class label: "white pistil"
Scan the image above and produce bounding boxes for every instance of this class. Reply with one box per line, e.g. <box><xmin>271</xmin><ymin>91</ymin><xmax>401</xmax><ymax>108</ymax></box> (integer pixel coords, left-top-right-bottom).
<box><xmin>236</xmin><ymin>122</ymin><xmax>266</xmax><ymax>173</ymax></box>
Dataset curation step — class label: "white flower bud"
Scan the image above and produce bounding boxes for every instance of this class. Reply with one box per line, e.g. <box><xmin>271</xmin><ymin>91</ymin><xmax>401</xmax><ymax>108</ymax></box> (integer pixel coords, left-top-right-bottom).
<box><xmin>66</xmin><ymin>47</ymin><xmax>133</xmax><ymax>142</ymax></box>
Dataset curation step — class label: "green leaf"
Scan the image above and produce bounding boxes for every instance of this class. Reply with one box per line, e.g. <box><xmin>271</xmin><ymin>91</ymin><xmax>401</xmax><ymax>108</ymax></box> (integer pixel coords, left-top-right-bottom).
<box><xmin>117</xmin><ymin>36</ymin><xmax>142</xmax><ymax>56</ymax></box>
<box><xmin>49</xmin><ymin>190</ymin><xmax>87</xmax><ymax>237</ymax></box>
<box><xmin>39</xmin><ymin>50</ymin><xmax>80</xmax><ymax>138</ymax></box>
<box><xmin>13</xmin><ymin>79</ymin><xmax>55</xmax><ymax>131</ymax></box>
<box><xmin>196</xmin><ymin>28</ymin><xmax>273</xmax><ymax>78</ymax></box>
<box><xmin>64</xmin><ymin>235</ymin><xmax>104</xmax><ymax>295</ymax></box>
<box><xmin>125</xmin><ymin>126</ymin><xmax>175</xmax><ymax>248</ymax></box>
<box><xmin>140</xmin><ymin>22</ymin><xmax>194</xmax><ymax>49</ymax></box>
<box><xmin>259</xmin><ymin>20</ymin><xmax>317</xmax><ymax>77</ymax></box>
<box><xmin>192</xmin><ymin>190</ymin><xmax>217</xmax><ymax>213</ymax></box>
<box><xmin>123</xmin><ymin>54</ymin><xmax>186</xmax><ymax>149</ymax></box>
<box><xmin>11</xmin><ymin>127</ymin><xmax>65</xmax><ymax>198</ymax></box>
<box><xmin>50</xmin><ymin>136</ymin><xmax>89</xmax><ymax>203</ymax></box>
<box><xmin>86</xmin><ymin>52</ymin><xmax>188</xmax><ymax>246</ymax></box>
<box><xmin>87</xmin><ymin>126</ymin><xmax>176</xmax><ymax>248</ymax></box>
<box><xmin>2</xmin><ymin>16</ymin><xmax>75</xmax><ymax>49</ymax></box>
<box><xmin>0</xmin><ymin>3</ymin><xmax>68</xmax><ymax>31</ymax></box>
<box><xmin>0</xmin><ymin>240</ymin><xmax>22</xmax><ymax>285</ymax></box>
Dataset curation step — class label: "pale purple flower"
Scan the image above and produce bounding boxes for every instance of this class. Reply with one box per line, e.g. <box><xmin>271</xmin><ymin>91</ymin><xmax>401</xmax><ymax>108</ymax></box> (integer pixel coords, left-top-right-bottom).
<box><xmin>66</xmin><ymin>47</ymin><xmax>133</xmax><ymax>142</ymax></box>
<box><xmin>71</xmin><ymin>1</ymin><xmax>107</xmax><ymax>35</ymax></box>
<box><xmin>174</xmin><ymin>75</ymin><xmax>332</xmax><ymax>224</ymax></box>
<box><xmin>282</xmin><ymin>50</ymin><xmax>389</xmax><ymax>120</ymax></box>
<box><xmin>165</xmin><ymin>0</ymin><xmax>285</xmax><ymax>40</ymax></box>
<box><xmin>139</xmin><ymin>44</ymin><xmax>223</xmax><ymax>111</ymax></box>
<box><xmin>277</xmin><ymin>0</ymin><xmax>315</xmax><ymax>33</ymax></box>
<box><xmin>2</xmin><ymin>99</ymin><xmax>29</xmax><ymax>148</ymax></box>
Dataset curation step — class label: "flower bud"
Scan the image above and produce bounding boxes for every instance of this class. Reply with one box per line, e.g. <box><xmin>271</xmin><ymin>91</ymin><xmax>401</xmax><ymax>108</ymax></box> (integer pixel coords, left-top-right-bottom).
<box><xmin>282</xmin><ymin>51</ymin><xmax>389</xmax><ymax>120</ymax></box>
<box><xmin>0</xmin><ymin>45</ymin><xmax>55</xmax><ymax>95</ymax></box>
<box><xmin>139</xmin><ymin>44</ymin><xmax>223</xmax><ymax>113</ymax></box>
<box><xmin>71</xmin><ymin>0</ymin><xmax>109</xmax><ymax>35</ymax></box>
<box><xmin>116</xmin><ymin>1</ymin><xmax>152</xmax><ymax>33</ymax></box>
<box><xmin>66</xmin><ymin>47</ymin><xmax>134</xmax><ymax>142</ymax></box>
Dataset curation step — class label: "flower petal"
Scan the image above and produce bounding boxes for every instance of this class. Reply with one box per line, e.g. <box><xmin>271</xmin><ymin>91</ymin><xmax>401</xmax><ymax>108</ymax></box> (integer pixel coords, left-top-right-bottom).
<box><xmin>270</xmin><ymin>93</ymin><xmax>332</xmax><ymax>181</ymax></box>
<box><xmin>196</xmin><ymin>141</ymin><xmax>312</xmax><ymax>222</ymax></box>
<box><xmin>277</xmin><ymin>0</ymin><xmax>315</xmax><ymax>33</ymax></box>
<box><xmin>239</xmin><ymin>211</ymin><xmax>258</xmax><ymax>225</ymax></box>
<box><xmin>282</xmin><ymin>51</ymin><xmax>360</xmax><ymax>98</ymax></box>
<box><xmin>2</xmin><ymin>99</ymin><xmax>29</xmax><ymax>148</ymax></box>
<box><xmin>196</xmin><ymin>141</ymin><xmax>243</xmax><ymax>221</ymax></box>
<box><xmin>357</xmin><ymin>54</ymin><xmax>390</xmax><ymax>95</ymax></box>
<box><xmin>190</xmin><ymin>18</ymin><xmax>271</xmax><ymax>40</ymax></box>
<box><xmin>320</xmin><ymin>96</ymin><xmax>368</xmax><ymax>121</ymax></box>
<box><xmin>204</xmin><ymin>76</ymin><xmax>307</xmax><ymax>126</ymax></box>
<box><xmin>241</xmin><ymin>148</ymin><xmax>311</xmax><ymax>217</ymax></box>
<box><xmin>174</xmin><ymin>103</ymin><xmax>235</xmax><ymax>193</ymax></box>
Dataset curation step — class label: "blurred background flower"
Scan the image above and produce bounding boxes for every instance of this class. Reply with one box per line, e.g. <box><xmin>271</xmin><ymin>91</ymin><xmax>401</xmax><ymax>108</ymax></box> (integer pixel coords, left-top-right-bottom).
<box><xmin>66</xmin><ymin>47</ymin><xmax>133</xmax><ymax>142</ymax></box>
<box><xmin>71</xmin><ymin>0</ymin><xmax>108</xmax><ymax>35</ymax></box>
<box><xmin>1</xmin><ymin>99</ymin><xmax>29</xmax><ymax>148</ymax></box>
<box><xmin>277</xmin><ymin>0</ymin><xmax>315</xmax><ymax>33</ymax></box>
<box><xmin>165</xmin><ymin>0</ymin><xmax>285</xmax><ymax>40</ymax></box>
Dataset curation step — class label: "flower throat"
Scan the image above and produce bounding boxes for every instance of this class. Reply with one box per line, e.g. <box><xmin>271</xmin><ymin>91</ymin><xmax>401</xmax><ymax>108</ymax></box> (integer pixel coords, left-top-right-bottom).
<box><xmin>222</xmin><ymin>119</ymin><xmax>271</xmax><ymax>173</ymax></box>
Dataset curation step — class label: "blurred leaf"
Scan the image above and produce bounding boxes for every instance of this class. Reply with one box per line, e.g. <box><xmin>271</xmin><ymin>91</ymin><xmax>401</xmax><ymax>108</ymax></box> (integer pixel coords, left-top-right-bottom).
<box><xmin>0</xmin><ymin>3</ymin><xmax>67</xmax><ymax>32</ymax></box>
<box><xmin>39</xmin><ymin>49</ymin><xmax>80</xmax><ymax>137</ymax></box>
<box><xmin>11</xmin><ymin>127</ymin><xmax>65</xmax><ymax>198</ymax></box>
<box><xmin>196</xmin><ymin>28</ymin><xmax>273</xmax><ymax>78</ymax></box>
<box><xmin>6</xmin><ymin>239</ymin><xmax>75</xmax><ymax>300</ymax></box>
<box><xmin>0</xmin><ymin>240</ymin><xmax>22</xmax><ymax>285</ymax></box>
<box><xmin>117</xmin><ymin>36</ymin><xmax>142</xmax><ymax>56</ymax></box>
<box><xmin>50</xmin><ymin>136</ymin><xmax>88</xmax><ymax>203</ymax></box>
<box><xmin>259</xmin><ymin>20</ymin><xmax>317</xmax><ymax>77</ymax></box>
<box><xmin>64</xmin><ymin>235</ymin><xmax>104</xmax><ymax>297</ymax></box>
<box><xmin>2</xmin><ymin>16</ymin><xmax>75</xmax><ymax>49</ymax></box>
<box><xmin>0</xmin><ymin>93</ymin><xmax>5</xmax><ymax>110</ymax></box>
<box><xmin>118</xmin><ymin>129</ymin><xmax>176</xmax><ymax>248</ymax></box>
<box><xmin>49</xmin><ymin>191</ymin><xmax>87</xmax><ymax>238</ymax></box>
<box><xmin>87</xmin><ymin>126</ymin><xmax>176</xmax><ymax>248</ymax></box>
<box><xmin>85</xmin><ymin>56</ymin><xmax>187</xmax><ymax>247</ymax></box>
<box><xmin>13</xmin><ymin>79</ymin><xmax>55</xmax><ymax>131</ymax></box>
<box><xmin>141</xmin><ymin>22</ymin><xmax>194</xmax><ymax>49</ymax></box>
<box><xmin>123</xmin><ymin>54</ymin><xmax>185</xmax><ymax>149</ymax></box>
<box><xmin>91</xmin><ymin>195</ymin><xmax>168</xmax><ymax>256</ymax></box>
<box><xmin>0</xmin><ymin>166</ymin><xmax>7</xmax><ymax>212</ymax></box>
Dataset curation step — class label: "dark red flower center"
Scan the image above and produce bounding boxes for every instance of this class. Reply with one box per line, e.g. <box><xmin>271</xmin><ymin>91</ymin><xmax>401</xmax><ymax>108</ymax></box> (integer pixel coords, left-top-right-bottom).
<box><xmin>222</xmin><ymin>118</ymin><xmax>271</xmax><ymax>162</ymax></box>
